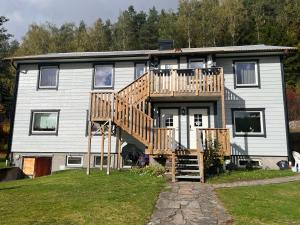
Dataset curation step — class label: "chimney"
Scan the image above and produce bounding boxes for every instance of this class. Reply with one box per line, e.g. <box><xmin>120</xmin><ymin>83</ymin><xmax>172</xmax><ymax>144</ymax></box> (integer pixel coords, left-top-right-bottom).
<box><xmin>158</xmin><ymin>40</ymin><xmax>174</xmax><ymax>51</ymax></box>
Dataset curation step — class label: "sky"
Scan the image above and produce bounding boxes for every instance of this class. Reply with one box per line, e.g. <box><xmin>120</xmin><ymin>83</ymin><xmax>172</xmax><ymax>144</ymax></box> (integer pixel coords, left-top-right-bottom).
<box><xmin>0</xmin><ymin>0</ymin><xmax>178</xmax><ymax>42</ymax></box>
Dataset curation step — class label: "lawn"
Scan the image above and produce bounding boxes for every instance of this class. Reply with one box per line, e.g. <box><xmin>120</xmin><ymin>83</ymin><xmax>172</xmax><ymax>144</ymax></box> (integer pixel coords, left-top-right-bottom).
<box><xmin>0</xmin><ymin>169</ymin><xmax>165</xmax><ymax>225</ymax></box>
<box><xmin>206</xmin><ymin>169</ymin><xmax>295</xmax><ymax>184</ymax></box>
<box><xmin>217</xmin><ymin>181</ymin><xmax>300</xmax><ymax>225</ymax></box>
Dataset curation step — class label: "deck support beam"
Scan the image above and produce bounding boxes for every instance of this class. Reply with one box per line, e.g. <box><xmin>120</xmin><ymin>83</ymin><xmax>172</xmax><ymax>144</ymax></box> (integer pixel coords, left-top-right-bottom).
<box><xmin>106</xmin><ymin>119</ymin><xmax>112</xmax><ymax>175</ymax></box>
<box><xmin>117</xmin><ymin>127</ymin><xmax>122</xmax><ymax>170</ymax></box>
<box><xmin>100</xmin><ymin>125</ymin><xmax>105</xmax><ymax>171</ymax></box>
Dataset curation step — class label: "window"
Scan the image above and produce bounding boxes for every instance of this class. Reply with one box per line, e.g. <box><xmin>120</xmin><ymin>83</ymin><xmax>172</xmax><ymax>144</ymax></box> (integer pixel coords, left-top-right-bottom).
<box><xmin>94</xmin><ymin>155</ymin><xmax>108</xmax><ymax>167</ymax></box>
<box><xmin>38</xmin><ymin>66</ymin><xmax>59</xmax><ymax>89</ymax></box>
<box><xmin>165</xmin><ymin>114</ymin><xmax>174</xmax><ymax>127</ymax></box>
<box><xmin>135</xmin><ymin>63</ymin><xmax>147</xmax><ymax>79</ymax></box>
<box><xmin>234</xmin><ymin>61</ymin><xmax>259</xmax><ymax>87</ymax></box>
<box><xmin>189</xmin><ymin>58</ymin><xmax>205</xmax><ymax>69</ymax></box>
<box><xmin>194</xmin><ymin>114</ymin><xmax>202</xmax><ymax>127</ymax></box>
<box><xmin>238</xmin><ymin>159</ymin><xmax>262</xmax><ymax>168</ymax></box>
<box><xmin>94</xmin><ymin>64</ymin><xmax>114</xmax><ymax>89</ymax></box>
<box><xmin>232</xmin><ymin>109</ymin><xmax>265</xmax><ymax>136</ymax></box>
<box><xmin>30</xmin><ymin>110</ymin><xmax>59</xmax><ymax>135</ymax></box>
<box><xmin>66</xmin><ymin>156</ymin><xmax>83</xmax><ymax>167</ymax></box>
<box><xmin>160</xmin><ymin>59</ymin><xmax>178</xmax><ymax>69</ymax></box>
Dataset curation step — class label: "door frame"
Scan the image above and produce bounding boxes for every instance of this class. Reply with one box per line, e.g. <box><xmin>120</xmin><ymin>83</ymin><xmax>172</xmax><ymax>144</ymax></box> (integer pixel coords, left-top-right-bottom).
<box><xmin>187</xmin><ymin>107</ymin><xmax>211</xmax><ymax>149</ymax></box>
<box><xmin>158</xmin><ymin>107</ymin><xmax>181</xmax><ymax>146</ymax></box>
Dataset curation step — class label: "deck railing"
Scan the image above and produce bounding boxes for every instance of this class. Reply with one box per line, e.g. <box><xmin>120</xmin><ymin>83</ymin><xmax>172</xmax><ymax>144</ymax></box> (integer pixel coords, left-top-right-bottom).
<box><xmin>150</xmin><ymin>67</ymin><xmax>224</xmax><ymax>96</ymax></box>
<box><xmin>152</xmin><ymin>128</ymin><xmax>175</xmax><ymax>154</ymax></box>
<box><xmin>197</xmin><ymin>128</ymin><xmax>231</xmax><ymax>156</ymax></box>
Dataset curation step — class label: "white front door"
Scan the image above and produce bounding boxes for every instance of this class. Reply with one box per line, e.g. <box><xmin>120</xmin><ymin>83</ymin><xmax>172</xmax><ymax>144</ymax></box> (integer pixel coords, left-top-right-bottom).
<box><xmin>189</xmin><ymin>108</ymin><xmax>209</xmax><ymax>149</ymax></box>
<box><xmin>160</xmin><ymin>109</ymin><xmax>180</xmax><ymax>146</ymax></box>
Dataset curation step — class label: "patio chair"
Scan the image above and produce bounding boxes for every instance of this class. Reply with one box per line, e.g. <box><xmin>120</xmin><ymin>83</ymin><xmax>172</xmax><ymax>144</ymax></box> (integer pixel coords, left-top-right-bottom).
<box><xmin>292</xmin><ymin>151</ymin><xmax>300</xmax><ymax>172</ymax></box>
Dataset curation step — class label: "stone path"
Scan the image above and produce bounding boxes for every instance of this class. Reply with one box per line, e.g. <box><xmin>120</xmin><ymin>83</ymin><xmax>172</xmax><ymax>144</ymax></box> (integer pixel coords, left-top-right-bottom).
<box><xmin>212</xmin><ymin>174</ymin><xmax>300</xmax><ymax>188</ymax></box>
<box><xmin>148</xmin><ymin>174</ymin><xmax>300</xmax><ymax>225</ymax></box>
<box><xmin>147</xmin><ymin>182</ymin><xmax>232</xmax><ymax>225</ymax></box>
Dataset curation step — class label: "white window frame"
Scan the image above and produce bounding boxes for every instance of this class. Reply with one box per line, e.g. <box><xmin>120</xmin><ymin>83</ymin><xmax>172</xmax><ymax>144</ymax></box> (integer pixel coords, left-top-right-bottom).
<box><xmin>93</xmin><ymin>64</ymin><xmax>114</xmax><ymax>89</ymax></box>
<box><xmin>188</xmin><ymin>58</ymin><xmax>206</xmax><ymax>69</ymax></box>
<box><xmin>30</xmin><ymin>110</ymin><xmax>59</xmax><ymax>135</ymax></box>
<box><xmin>66</xmin><ymin>156</ymin><xmax>83</xmax><ymax>167</ymax></box>
<box><xmin>233</xmin><ymin>110</ymin><xmax>265</xmax><ymax>136</ymax></box>
<box><xmin>234</xmin><ymin>61</ymin><xmax>259</xmax><ymax>87</ymax></box>
<box><xmin>38</xmin><ymin>66</ymin><xmax>59</xmax><ymax>89</ymax></box>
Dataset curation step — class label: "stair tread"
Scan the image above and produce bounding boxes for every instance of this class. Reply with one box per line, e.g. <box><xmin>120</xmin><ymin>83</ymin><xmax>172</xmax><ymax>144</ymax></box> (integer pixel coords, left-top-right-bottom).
<box><xmin>177</xmin><ymin>164</ymin><xmax>199</xmax><ymax>166</ymax></box>
<box><xmin>176</xmin><ymin>175</ymin><xmax>201</xmax><ymax>179</ymax></box>
<box><xmin>177</xmin><ymin>158</ymin><xmax>198</xmax><ymax>161</ymax></box>
<box><xmin>177</xmin><ymin>169</ymin><xmax>200</xmax><ymax>172</ymax></box>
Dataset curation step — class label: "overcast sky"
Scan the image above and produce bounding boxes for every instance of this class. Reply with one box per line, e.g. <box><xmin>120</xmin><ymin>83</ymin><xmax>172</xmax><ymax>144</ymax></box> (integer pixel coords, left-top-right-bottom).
<box><xmin>0</xmin><ymin>0</ymin><xmax>178</xmax><ymax>42</ymax></box>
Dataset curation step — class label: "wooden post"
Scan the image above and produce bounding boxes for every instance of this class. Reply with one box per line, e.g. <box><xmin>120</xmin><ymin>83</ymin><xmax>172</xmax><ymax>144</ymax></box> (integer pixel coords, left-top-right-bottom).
<box><xmin>87</xmin><ymin>93</ymin><xmax>93</xmax><ymax>175</ymax></box>
<box><xmin>107</xmin><ymin>119</ymin><xmax>112</xmax><ymax>175</ymax></box>
<box><xmin>198</xmin><ymin>151</ymin><xmax>204</xmax><ymax>183</ymax></box>
<box><xmin>117</xmin><ymin>128</ymin><xmax>122</xmax><ymax>170</ymax></box>
<box><xmin>171</xmin><ymin>152</ymin><xmax>176</xmax><ymax>183</ymax></box>
<box><xmin>221</xmin><ymin>68</ymin><xmax>226</xmax><ymax>128</ymax></box>
<box><xmin>100</xmin><ymin>126</ymin><xmax>105</xmax><ymax>171</ymax></box>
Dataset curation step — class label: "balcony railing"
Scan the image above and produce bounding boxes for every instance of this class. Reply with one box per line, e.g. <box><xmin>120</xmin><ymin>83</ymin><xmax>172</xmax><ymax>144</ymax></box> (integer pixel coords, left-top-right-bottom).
<box><xmin>149</xmin><ymin>67</ymin><xmax>224</xmax><ymax>97</ymax></box>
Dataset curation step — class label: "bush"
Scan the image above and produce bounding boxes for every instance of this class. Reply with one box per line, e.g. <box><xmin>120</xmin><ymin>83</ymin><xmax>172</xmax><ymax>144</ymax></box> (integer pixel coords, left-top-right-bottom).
<box><xmin>131</xmin><ymin>165</ymin><xmax>166</xmax><ymax>177</ymax></box>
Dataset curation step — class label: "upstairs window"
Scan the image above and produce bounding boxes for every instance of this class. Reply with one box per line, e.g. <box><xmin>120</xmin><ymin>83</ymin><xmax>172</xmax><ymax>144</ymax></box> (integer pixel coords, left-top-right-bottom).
<box><xmin>94</xmin><ymin>64</ymin><xmax>114</xmax><ymax>89</ymax></box>
<box><xmin>189</xmin><ymin>58</ymin><xmax>205</xmax><ymax>69</ymax></box>
<box><xmin>38</xmin><ymin>66</ymin><xmax>59</xmax><ymax>89</ymax></box>
<box><xmin>234</xmin><ymin>61</ymin><xmax>259</xmax><ymax>88</ymax></box>
<box><xmin>135</xmin><ymin>62</ymin><xmax>147</xmax><ymax>79</ymax></box>
<box><xmin>232</xmin><ymin>109</ymin><xmax>265</xmax><ymax>137</ymax></box>
<box><xmin>30</xmin><ymin>110</ymin><xmax>59</xmax><ymax>135</ymax></box>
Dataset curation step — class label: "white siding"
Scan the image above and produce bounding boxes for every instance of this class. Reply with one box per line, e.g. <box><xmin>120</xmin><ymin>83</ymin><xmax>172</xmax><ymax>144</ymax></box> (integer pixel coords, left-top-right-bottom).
<box><xmin>12</xmin><ymin>55</ymin><xmax>288</xmax><ymax>158</ymax></box>
<box><xmin>217</xmin><ymin>56</ymin><xmax>288</xmax><ymax>156</ymax></box>
<box><xmin>12</xmin><ymin>62</ymin><xmax>137</xmax><ymax>154</ymax></box>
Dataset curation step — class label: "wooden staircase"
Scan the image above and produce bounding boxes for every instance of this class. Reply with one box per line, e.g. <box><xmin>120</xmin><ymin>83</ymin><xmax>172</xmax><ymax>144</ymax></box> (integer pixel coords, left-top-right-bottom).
<box><xmin>88</xmin><ymin>68</ymin><xmax>230</xmax><ymax>182</ymax></box>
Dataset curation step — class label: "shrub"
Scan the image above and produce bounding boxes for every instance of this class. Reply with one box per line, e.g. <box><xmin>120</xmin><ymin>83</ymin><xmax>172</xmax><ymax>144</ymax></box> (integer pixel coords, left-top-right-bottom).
<box><xmin>204</xmin><ymin>140</ymin><xmax>224</xmax><ymax>175</ymax></box>
<box><xmin>131</xmin><ymin>165</ymin><xmax>166</xmax><ymax>177</ymax></box>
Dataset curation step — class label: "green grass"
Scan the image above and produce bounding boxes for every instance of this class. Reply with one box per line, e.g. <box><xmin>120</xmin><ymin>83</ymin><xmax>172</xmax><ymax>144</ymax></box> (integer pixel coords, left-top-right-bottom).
<box><xmin>0</xmin><ymin>169</ymin><xmax>165</xmax><ymax>225</ymax></box>
<box><xmin>207</xmin><ymin>169</ymin><xmax>295</xmax><ymax>184</ymax></box>
<box><xmin>217</xmin><ymin>181</ymin><xmax>300</xmax><ymax>225</ymax></box>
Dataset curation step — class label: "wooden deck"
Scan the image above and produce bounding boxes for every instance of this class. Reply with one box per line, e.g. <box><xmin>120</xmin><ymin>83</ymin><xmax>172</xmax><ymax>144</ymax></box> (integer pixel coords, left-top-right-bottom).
<box><xmin>149</xmin><ymin>68</ymin><xmax>224</xmax><ymax>97</ymax></box>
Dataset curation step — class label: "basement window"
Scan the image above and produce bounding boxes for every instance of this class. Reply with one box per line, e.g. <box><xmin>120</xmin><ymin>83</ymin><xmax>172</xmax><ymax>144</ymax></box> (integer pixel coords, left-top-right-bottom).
<box><xmin>66</xmin><ymin>156</ymin><xmax>83</xmax><ymax>167</ymax></box>
<box><xmin>38</xmin><ymin>66</ymin><xmax>59</xmax><ymax>89</ymax></box>
<box><xmin>232</xmin><ymin>108</ymin><xmax>265</xmax><ymax>137</ymax></box>
<box><xmin>238</xmin><ymin>159</ymin><xmax>262</xmax><ymax>168</ymax></box>
<box><xmin>94</xmin><ymin>155</ymin><xmax>108</xmax><ymax>167</ymax></box>
<box><xmin>30</xmin><ymin>110</ymin><xmax>59</xmax><ymax>135</ymax></box>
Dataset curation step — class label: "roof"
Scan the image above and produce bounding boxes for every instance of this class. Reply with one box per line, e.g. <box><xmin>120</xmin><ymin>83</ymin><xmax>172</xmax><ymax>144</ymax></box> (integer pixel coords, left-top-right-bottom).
<box><xmin>6</xmin><ymin>45</ymin><xmax>298</xmax><ymax>62</ymax></box>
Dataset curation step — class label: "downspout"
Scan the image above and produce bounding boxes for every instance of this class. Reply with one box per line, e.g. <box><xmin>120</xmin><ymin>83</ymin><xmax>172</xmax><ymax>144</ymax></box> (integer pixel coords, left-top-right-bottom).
<box><xmin>280</xmin><ymin>55</ymin><xmax>291</xmax><ymax>162</ymax></box>
<box><xmin>7</xmin><ymin>59</ymin><xmax>20</xmax><ymax>163</ymax></box>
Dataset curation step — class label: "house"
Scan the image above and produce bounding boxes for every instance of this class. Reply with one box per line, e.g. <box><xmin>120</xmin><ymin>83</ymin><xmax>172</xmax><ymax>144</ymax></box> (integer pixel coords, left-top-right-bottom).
<box><xmin>7</xmin><ymin>44</ymin><xmax>297</xmax><ymax>181</ymax></box>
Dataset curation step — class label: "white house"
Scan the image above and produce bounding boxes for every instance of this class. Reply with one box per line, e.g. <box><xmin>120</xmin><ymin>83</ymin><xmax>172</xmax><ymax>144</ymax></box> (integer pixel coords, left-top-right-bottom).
<box><xmin>7</xmin><ymin>44</ymin><xmax>297</xmax><ymax>180</ymax></box>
